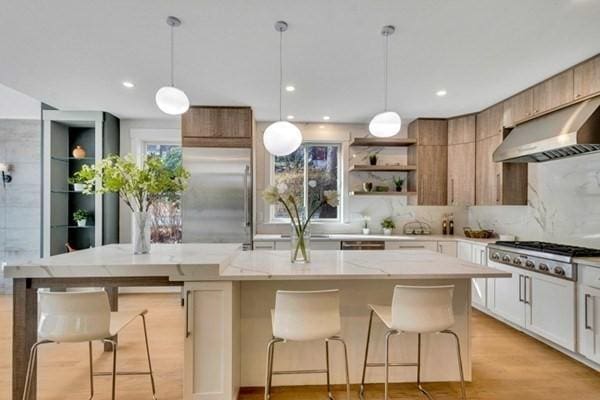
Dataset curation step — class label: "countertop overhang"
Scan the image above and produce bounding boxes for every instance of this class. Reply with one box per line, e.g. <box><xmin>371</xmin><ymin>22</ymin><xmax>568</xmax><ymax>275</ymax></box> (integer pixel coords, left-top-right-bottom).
<box><xmin>3</xmin><ymin>244</ymin><xmax>510</xmax><ymax>281</ymax></box>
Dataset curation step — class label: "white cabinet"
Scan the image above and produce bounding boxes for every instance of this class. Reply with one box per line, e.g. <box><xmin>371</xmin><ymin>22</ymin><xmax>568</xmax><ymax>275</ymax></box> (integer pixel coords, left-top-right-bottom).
<box><xmin>579</xmin><ymin>284</ymin><xmax>600</xmax><ymax>363</ymax></box>
<box><xmin>385</xmin><ymin>240</ymin><xmax>438</xmax><ymax>251</ymax></box>
<box><xmin>489</xmin><ymin>262</ymin><xmax>526</xmax><ymax>327</ymax></box>
<box><xmin>184</xmin><ymin>282</ymin><xmax>240</xmax><ymax>400</ymax></box>
<box><xmin>526</xmin><ymin>272</ymin><xmax>575</xmax><ymax>351</ymax></box>
<box><xmin>471</xmin><ymin>244</ymin><xmax>488</xmax><ymax>308</ymax></box>
<box><xmin>437</xmin><ymin>241</ymin><xmax>458</xmax><ymax>257</ymax></box>
<box><xmin>457</xmin><ymin>242</ymin><xmax>472</xmax><ymax>262</ymax></box>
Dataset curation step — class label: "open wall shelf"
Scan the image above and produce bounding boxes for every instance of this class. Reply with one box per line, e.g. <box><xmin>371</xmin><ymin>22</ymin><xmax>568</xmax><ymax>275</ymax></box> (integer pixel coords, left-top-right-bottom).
<box><xmin>349</xmin><ymin>191</ymin><xmax>417</xmax><ymax>196</ymax></box>
<box><xmin>350</xmin><ymin>138</ymin><xmax>417</xmax><ymax>147</ymax></box>
<box><xmin>350</xmin><ymin>165</ymin><xmax>417</xmax><ymax>172</ymax></box>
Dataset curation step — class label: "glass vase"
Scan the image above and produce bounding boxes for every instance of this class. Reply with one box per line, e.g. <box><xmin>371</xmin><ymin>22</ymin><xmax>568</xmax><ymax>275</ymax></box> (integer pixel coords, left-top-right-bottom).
<box><xmin>291</xmin><ymin>221</ymin><xmax>311</xmax><ymax>263</ymax></box>
<box><xmin>133</xmin><ymin>211</ymin><xmax>151</xmax><ymax>254</ymax></box>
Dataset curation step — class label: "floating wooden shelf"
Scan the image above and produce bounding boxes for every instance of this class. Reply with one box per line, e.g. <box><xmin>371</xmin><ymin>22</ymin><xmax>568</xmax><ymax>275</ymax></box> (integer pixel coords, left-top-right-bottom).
<box><xmin>349</xmin><ymin>191</ymin><xmax>417</xmax><ymax>196</ymax></box>
<box><xmin>350</xmin><ymin>138</ymin><xmax>417</xmax><ymax>147</ymax></box>
<box><xmin>349</xmin><ymin>165</ymin><xmax>417</xmax><ymax>172</ymax></box>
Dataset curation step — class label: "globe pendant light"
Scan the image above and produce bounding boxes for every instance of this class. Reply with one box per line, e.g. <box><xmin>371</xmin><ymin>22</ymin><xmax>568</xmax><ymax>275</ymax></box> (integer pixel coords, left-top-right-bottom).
<box><xmin>263</xmin><ymin>21</ymin><xmax>302</xmax><ymax>157</ymax></box>
<box><xmin>155</xmin><ymin>16</ymin><xmax>190</xmax><ymax>115</ymax></box>
<box><xmin>369</xmin><ymin>25</ymin><xmax>401</xmax><ymax>138</ymax></box>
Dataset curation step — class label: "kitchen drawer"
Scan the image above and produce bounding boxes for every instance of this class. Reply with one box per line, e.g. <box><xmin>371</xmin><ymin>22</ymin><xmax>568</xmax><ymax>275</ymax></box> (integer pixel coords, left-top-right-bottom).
<box><xmin>385</xmin><ymin>240</ymin><xmax>438</xmax><ymax>252</ymax></box>
<box><xmin>253</xmin><ymin>241</ymin><xmax>276</xmax><ymax>250</ymax></box>
<box><xmin>581</xmin><ymin>265</ymin><xmax>600</xmax><ymax>289</ymax></box>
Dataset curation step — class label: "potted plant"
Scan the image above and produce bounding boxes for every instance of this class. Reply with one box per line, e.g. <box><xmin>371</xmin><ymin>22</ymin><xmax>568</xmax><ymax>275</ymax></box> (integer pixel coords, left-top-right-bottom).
<box><xmin>362</xmin><ymin>215</ymin><xmax>371</xmax><ymax>235</ymax></box>
<box><xmin>381</xmin><ymin>217</ymin><xmax>395</xmax><ymax>236</ymax></box>
<box><xmin>73</xmin><ymin>209</ymin><xmax>89</xmax><ymax>227</ymax></box>
<box><xmin>68</xmin><ymin>170</ymin><xmax>93</xmax><ymax>192</ymax></box>
<box><xmin>368</xmin><ymin>153</ymin><xmax>378</xmax><ymax>166</ymax></box>
<box><xmin>72</xmin><ymin>154</ymin><xmax>190</xmax><ymax>254</ymax></box>
<box><xmin>263</xmin><ymin>184</ymin><xmax>338</xmax><ymax>263</ymax></box>
<box><xmin>392</xmin><ymin>176</ymin><xmax>404</xmax><ymax>192</ymax></box>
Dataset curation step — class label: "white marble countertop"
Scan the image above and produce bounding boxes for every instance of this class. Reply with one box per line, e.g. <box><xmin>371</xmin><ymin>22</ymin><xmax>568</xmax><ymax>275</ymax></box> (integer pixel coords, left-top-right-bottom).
<box><xmin>3</xmin><ymin>244</ymin><xmax>509</xmax><ymax>281</ymax></box>
<box><xmin>575</xmin><ymin>257</ymin><xmax>600</xmax><ymax>268</ymax></box>
<box><xmin>254</xmin><ymin>233</ymin><xmax>497</xmax><ymax>245</ymax></box>
<box><xmin>222</xmin><ymin>249</ymin><xmax>510</xmax><ymax>280</ymax></box>
<box><xmin>3</xmin><ymin>243</ymin><xmax>243</xmax><ymax>280</ymax></box>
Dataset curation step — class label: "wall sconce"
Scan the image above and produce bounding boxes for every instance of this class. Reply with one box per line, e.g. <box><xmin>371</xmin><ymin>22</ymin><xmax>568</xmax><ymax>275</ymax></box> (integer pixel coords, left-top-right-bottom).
<box><xmin>0</xmin><ymin>163</ymin><xmax>12</xmax><ymax>188</ymax></box>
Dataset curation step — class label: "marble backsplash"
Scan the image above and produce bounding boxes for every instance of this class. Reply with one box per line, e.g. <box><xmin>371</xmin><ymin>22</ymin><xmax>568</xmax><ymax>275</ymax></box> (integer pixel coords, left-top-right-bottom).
<box><xmin>469</xmin><ymin>152</ymin><xmax>600</xmax><ymax>248</ymax></box>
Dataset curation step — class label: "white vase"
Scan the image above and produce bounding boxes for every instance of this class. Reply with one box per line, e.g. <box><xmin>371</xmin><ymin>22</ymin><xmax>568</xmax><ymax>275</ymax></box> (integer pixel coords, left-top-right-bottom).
<box><xmin>76</xmin><ymin>219</ymin><xmax>86</xmax><ymax>227</ymax></box>
<box><xmin>362</xmin><ymin>228</ymin><xmax>370</xmax><ymax>235</ymax></box>
<box><xmin>291</xmin><ymin>220</ymin><xmax>310</xmax><ymax>263</ymax></box>
<box><xmin>383</xmin><ymin>228</ymin><xmax>392</xmax><ymax>236</ymax></box>
<box><xmin>73</xmin><ymin>183</ymin><xmax>85</xmax><ymax>192</ymax></box>
<box><xmin>133</xmin><ymin>211</ymin><xmax>151</xmax><ymax>254</ymax></box>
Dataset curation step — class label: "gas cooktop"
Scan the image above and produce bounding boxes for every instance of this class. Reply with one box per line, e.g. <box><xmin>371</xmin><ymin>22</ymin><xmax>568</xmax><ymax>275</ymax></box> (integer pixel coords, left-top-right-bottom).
<box><xmin>493</xmin><ymin>241</ymin><xmax>600</xmax><ymax>258</ymax></box>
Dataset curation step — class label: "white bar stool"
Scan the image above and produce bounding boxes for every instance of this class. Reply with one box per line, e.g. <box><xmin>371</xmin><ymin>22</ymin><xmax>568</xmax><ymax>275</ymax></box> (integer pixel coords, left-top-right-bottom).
<box><xmin>359</xmin><ymin>285</ymin><xmax>466</xmax><ymax>400</ymax></box>
<box><xmin>22</xmin><ymin>290</ymin><xmax>157</xmax><ymax>400</ymax></box>
<box><xmin>265</xmin><ymin>289</ymin><xmax>351</xmax><ymax>400</ymax></box>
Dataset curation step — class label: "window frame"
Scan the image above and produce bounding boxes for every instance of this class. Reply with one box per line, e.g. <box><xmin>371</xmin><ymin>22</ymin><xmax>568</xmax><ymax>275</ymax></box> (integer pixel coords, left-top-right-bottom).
<box><xmin>269</xmin><ymin>141</ymin><xmax>343</xmax><ymax>224</ymax></box>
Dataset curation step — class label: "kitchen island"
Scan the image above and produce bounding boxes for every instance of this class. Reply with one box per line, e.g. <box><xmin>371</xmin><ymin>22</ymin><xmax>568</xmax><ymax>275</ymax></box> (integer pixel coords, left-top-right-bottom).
<box><xmin>5</xmin><ymin>244</ymin><xmax>509</xmax><ymax>400</ymax></box>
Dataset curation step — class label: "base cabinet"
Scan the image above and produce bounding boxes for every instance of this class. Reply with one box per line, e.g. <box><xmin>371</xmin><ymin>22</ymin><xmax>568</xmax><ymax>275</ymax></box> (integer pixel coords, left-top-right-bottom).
<box><xmin>184</xmin><ymin>282</ymin><xmax>240</xmax><ymax>400</ymax></box>
<box><xmin>471</xmin><ymin>245</ymin><xmax>488</xmax><ymax>309</ymax></box>
<box><xmin>490</xmin><ymin>263</ymin><xmax>526</xmax><ymax>327</ymax></box>
<box><xmin>579</xmin><ymin>285</ymin><xmax>600</xmax><ymax>364</ymax></box>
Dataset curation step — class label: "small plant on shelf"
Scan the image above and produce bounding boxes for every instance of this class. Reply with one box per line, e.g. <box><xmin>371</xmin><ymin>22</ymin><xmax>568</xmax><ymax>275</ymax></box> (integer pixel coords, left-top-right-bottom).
<box><xmin>73</xmin><ymin>209</ymin><xmax>89</xmax><ymax>227</ymax></box>
<box><xmin>381</xmin><ymin>217</ymin><xmax>395</xmax><ymax>236</ymax></box>
<box><xmin>368</xmin><ymin>153</ymin><xmax>378</xmax><ymax>166</ymax></box>
<box><xmin>392</xmin><ymin>176</ymin><xmax>404</xmax><ymax>192</ymax></box>
<box><xmin>68</xmin><ymin>170</ymin><xmax>93</xmax><ymax>192</ymax></box>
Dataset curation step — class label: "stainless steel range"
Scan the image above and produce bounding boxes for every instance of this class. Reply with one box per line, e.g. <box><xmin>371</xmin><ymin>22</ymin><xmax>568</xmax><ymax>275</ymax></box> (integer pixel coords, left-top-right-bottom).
<box><xmin>488</xmin><ymin>241</ymin><xmax>600</xmax><ymax>281</ymax></box>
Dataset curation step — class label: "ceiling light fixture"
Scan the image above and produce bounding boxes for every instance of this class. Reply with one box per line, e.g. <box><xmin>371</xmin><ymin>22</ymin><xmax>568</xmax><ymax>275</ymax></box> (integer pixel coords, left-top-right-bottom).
<box><xmin>323</xmin><ymin>116</ymin><xmax>331</xmax><ymax>121</ymax></box>
<box><xmin>369</xmin><ymin>25</ymin><xmax>401</xmax><ymax>138</ymax></box>
<box><xmin>263</xmin><ymin>21</ymin><xmax>302</xmax><ymax>156</ymax></box>
<box><xmin>285</xmin><ymin>85</ymin><xmax>296</xmax><ymax>92</ymax></box>
<box><xmin>436</xmin><ymin>89</ymin><xmax>447</xmax><ymax>97</ymax></box>
<box><xmin>155</xmin><ymin>16</ymin><xmax>190</xmax><ymax>116</ymax></box>
<box><xmin>122</xmin><ymin>81</ymin><xmax>135</xmax><ymax>88</ymax></box>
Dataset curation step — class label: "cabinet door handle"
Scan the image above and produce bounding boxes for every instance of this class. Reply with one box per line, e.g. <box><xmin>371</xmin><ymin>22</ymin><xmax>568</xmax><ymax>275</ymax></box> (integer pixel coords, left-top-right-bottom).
<box><xmin>585</xmin><ymin>294</ymin><xmax>593</xmax><ymax>330</ymax></box>
<box><xmin>185</xmin><ymin>290</ymin><xmax>192</xmax><ymax>338</ymax></box>
<box><xmin>524</xmin><ymin>276</ymin><xmax>531</xmax><ymax>305</ymax></box>
<box><xmin>481</xmin><ymin>249</ymin><xmax>486</xmax><ymax>265</ymax></box>
<box><xmin>518</xmin><ymin>275</ymin><xmax>524</xmax><ymax>302</ymax></box>
<box><xmin>451</xmin><ymin>178</ymin><xmax>455</xmax><ymax>205</ymax></box>
<box><xmin>496</xmin><ymin>173</ymin><xmax>500</xmax><ymax>204</ymax></box>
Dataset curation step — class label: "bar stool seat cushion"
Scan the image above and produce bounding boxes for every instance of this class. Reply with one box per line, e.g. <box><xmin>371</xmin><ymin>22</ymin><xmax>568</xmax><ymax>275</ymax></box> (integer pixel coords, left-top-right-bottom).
<box><xmin>110</xmin><ymin>310</ymin><xmax>147</xmax><ymax>337</ymax></box>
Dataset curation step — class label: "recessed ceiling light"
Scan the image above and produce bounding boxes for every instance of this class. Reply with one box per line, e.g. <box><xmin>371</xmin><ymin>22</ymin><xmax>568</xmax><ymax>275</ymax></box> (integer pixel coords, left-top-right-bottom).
<box><xmin>122</xmin><ymin>81</ymin><xmax>135</xmax><ymax>88</ymax></box>
<box><xmin>285</xmin><ymin>85</ymin><xmax>295</xmax><ymax>92</ymax></box>
<box><xmin>436</xmin><ymin>89</ymin><xmax>447</xmax><ymax>97</ymax></box>
<box><xmin>322</xmin><ymin>116</ymin><xmax>331</xmax><ymax>121</ymax></box>
<box><xmin>287</xmin><ymin>115</ymin><xmax>295</xmax><ymax>120</ymax></box>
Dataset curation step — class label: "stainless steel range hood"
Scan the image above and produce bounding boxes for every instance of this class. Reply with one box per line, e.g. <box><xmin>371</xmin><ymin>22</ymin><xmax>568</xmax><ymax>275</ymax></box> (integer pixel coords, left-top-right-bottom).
<box><xmin>493</xmin><ymin>97</ymin><xmax>600</xmax><ymax>162</ymax></box>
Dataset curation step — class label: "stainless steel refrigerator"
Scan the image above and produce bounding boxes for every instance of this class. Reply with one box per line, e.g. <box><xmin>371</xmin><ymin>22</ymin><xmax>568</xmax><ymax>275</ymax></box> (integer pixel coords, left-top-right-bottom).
<box><xmin>181</xmin><ymin>147</ymin><xmax>252</xmax><ymax>249</ymax></box>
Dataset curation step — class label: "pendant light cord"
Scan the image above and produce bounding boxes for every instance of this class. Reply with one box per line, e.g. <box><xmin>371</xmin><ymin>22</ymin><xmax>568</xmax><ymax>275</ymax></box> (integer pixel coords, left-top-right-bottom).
<box><xmin>384</xmin><ymin>33</ymin><xmax>389</xmax><ymax>111</ymax></box>
<box><xmin>170</xmin><ymin>24</ymin><xmax>175</xmax><ymax>87</ymax></box>
<box><xmin>279</xmin><ymin>29</ymin><xmax>283</xmax><ymax>121</ymax></box>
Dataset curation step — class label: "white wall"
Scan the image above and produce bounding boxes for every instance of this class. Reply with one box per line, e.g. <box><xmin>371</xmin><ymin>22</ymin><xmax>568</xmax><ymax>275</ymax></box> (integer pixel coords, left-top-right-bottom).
<box><xmin>0</xmin><ymin>83</ymin><xmax>41</xmax><ymax>119</ymax></box>
<box><xmin>469</xmin><ymin>153</ymin><xmax>600</xmax><ymax>248</ymax></box>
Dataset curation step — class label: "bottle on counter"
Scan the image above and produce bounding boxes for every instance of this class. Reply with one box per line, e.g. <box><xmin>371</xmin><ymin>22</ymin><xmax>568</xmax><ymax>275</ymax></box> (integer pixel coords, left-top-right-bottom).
<box><xmin>442</xmin><ymin>214</ymin><xmax>448</xmax><ymax>235</ymax></box>
<box><xmin>449</xmin><ymin>213</ymin><xmax>454</xmax><ymax>235</ymax></box>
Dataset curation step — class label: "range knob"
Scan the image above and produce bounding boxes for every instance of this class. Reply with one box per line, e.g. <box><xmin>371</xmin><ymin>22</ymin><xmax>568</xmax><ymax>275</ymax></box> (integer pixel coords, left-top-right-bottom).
<box><xmin>554</xmin><ymin>266</ymin><xmax>566</xmax><ymax>276</ymax></box>
<box><xmin>491</xmin><ymin>252</ymin><xmax>500</xmax><ymax>261</ymax></box>
<box><xmin>513</xmin><ymin>258</ymin><xmax>523</xmax><ymax>266</ymax></box>
<box><xmin>538</xmin><ymin>263</ymin><xmax>549</xmax><ymax>272</ymax></box>
<box><xmin>502</xmin><ymin>255</ymin><xmax>512</xmax><ymax>263</ymax></box>
<box><xmin>525</xmin><ymin>260</ymin><xmax>535</xmax><ymax>269</ymax></box>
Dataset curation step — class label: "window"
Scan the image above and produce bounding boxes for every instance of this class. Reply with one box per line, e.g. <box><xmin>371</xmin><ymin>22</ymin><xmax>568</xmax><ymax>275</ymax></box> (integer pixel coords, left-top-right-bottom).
<box><xmin>144</xmin><ymin>143</ymin><xmax>183</xmax><ymax>243</ymax></box>
<box><xmin>271</xmin><ymin>143</ymin><xmax>340</xmax><ymax>221</ymax></box>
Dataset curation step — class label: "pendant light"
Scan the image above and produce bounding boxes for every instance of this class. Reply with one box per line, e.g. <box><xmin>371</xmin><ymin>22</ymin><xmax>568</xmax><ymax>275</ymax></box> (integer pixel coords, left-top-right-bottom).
<box><xmin>263</xmin><ymin>21</ymin><xmax>302</xmax><ymax>157</ymax></box>
<box><xmin>156</xmin><ymin>16</ymin><xmax>190</xmax><ymax>115</ymax></box>
<box><xmin>369</xmin><ymin>25</ymin><xmax>401</xmax><ymax>138</ymax></box>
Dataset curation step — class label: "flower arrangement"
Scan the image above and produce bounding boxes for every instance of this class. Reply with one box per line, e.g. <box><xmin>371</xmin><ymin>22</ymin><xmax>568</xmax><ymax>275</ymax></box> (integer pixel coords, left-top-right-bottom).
<box><xmin>263</xmin><ymin>183</ymin><xmax>338</xmax><ymax>262</ymax></box>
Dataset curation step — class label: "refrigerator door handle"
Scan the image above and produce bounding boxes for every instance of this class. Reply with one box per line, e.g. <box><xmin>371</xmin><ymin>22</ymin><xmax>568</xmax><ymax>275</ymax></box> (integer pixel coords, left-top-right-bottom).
<box><xmin>243</xmin><ymin>164</ymin><xmax>250</xmax><ymax>227</ymax></box>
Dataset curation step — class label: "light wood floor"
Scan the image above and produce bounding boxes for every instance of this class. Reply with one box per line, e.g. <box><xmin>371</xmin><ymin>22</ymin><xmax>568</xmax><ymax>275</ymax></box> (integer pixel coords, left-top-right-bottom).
<box><xmin>1</xmin><ymin>293</ymin><xmax>599</xmax><ymax>400</ymax></box>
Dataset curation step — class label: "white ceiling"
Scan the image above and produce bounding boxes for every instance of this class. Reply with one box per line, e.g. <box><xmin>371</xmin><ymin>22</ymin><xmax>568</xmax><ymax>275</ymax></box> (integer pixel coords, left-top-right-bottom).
<box><xmin>1</xmin><ymin>0</ymin><xmax>599</xmax><ymax>123</ymax></box>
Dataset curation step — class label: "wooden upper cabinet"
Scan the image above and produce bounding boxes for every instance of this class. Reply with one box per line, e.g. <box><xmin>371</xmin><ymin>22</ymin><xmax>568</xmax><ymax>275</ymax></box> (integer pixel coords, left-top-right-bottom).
<box><xmin>475</xmin><ymin>134</ymin><xmax>503</xmax><ymax>205</ymax></box>
<box><xmin>503</xmin><ymin>88</ymin><xmax>534</xmax><ymax>127</ymax></box>
<box><xmin>476</xmin><ymin>103</ymin><xmax>504</xmax><ymax>141</ymax></box>
<box><xmin>574</xmin><ymin>55</ymin><xmax>600</xmax><ymax>99</ymax></box>
<box><xmin>181</xmin><ymin>106</ymin><xmax>253</xmax><ymax>148</ymax></box>
<box><xmin>533</xmin><ymin>69</ymin><xmax>574</xmax><ymax>114</ymax></box>
<box><xmin>409</xmin><ymin>118</ymin><xmax>448</xmax><ymax>145</ymax></box>
<box><xmin>447</xmin><ymin>115</ymin><xmax>476</xmax><ymax>206</ymax></box>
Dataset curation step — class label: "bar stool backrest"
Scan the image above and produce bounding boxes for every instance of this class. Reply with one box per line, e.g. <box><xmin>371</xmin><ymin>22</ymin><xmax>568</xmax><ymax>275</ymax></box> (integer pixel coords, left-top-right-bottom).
<box><xmin>391</xmin><ymin>285</ymin><xmax>455</xmax><ymax>333</ymax></box>
<box><xmin>273</xmin><ymin>289</ymin><xmax>341</xmax><ymax>341</ymax></box>
<box><xmin>38</xmin><ymin>290</ymin><xmax>112</xmax><ymax>342</ymax></box>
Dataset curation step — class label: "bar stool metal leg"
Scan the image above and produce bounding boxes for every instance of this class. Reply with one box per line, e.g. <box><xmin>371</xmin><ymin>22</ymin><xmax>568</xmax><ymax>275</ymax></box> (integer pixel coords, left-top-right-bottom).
<box><xmin>264</xmin><ymin>338</ymin><xmax>282</xmax><ymax>400</ymax></box>
<box><xmin>22</xmin><ymin>340</ymin><xmax>51</xmax><ymax>400</ymax></box>
<box><xmin>325</xmin><ymin>340</ymin><xmax>334</xmax><ymax>400</ymax></box>
<box><xmin>359</xmin><ymin>309</ymin><xmax>374</xmax><ymax>400</ymax></box>
<box><xmin>442</xmin><ymin>330</ymin><xmax>466</xmax><ymax>400</ymax></box>
<box><xmin>141</xmin><ymin>314</ymin><xmax>158</xmax><ymax>400</ymax></box>
<box><xmin>384</xmin><ymin>329</ymin><xmax>399</xmax><ymax>400</ymax></box>
<box><xmin>328</xmin><ymin>337</ymin><xmax>351</xmax><ymax>400</ymax></box>
<box><xmin>417</xmin><ymin>333</ymin><xmax>434</xmax><ymax>400</ymax></box>
<box><xmin>103</xmin><ymin>339</ymin><xmax>118</xmax><ymax>400</ymax></box>
<box><xmin>88</xmin><ymin>341</ymin><xmax>94</xmax><ymax>400</ymax></box>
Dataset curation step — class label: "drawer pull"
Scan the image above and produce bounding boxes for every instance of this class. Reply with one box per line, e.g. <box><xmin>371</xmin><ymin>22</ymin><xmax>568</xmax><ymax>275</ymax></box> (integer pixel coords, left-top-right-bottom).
<box><xmin>585</xmin><ymin>294</ymin><xmax>593</xmax><ymax>331</ymax></box>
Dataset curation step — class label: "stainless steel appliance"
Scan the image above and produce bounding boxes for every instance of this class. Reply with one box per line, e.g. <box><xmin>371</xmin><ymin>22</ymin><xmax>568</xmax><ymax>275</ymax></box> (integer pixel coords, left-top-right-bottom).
<box><xmin>182</xmin><ymin>147</ymin><xmax>252</xmax><ymax>249</ymax></box>
<box><xmin>493</xmin><ymin>96</ymin><xmax>600</xmax><ymax>163</ymax></box>
<box><xmin>340</xmin><ymin>240</ymin><xmax>385</xmax><ymax>250</ymax></box>
<box><xmin>488</xmin><ymin>241</ymin><xmax>600</xmax><ymax>281</ymax></box>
